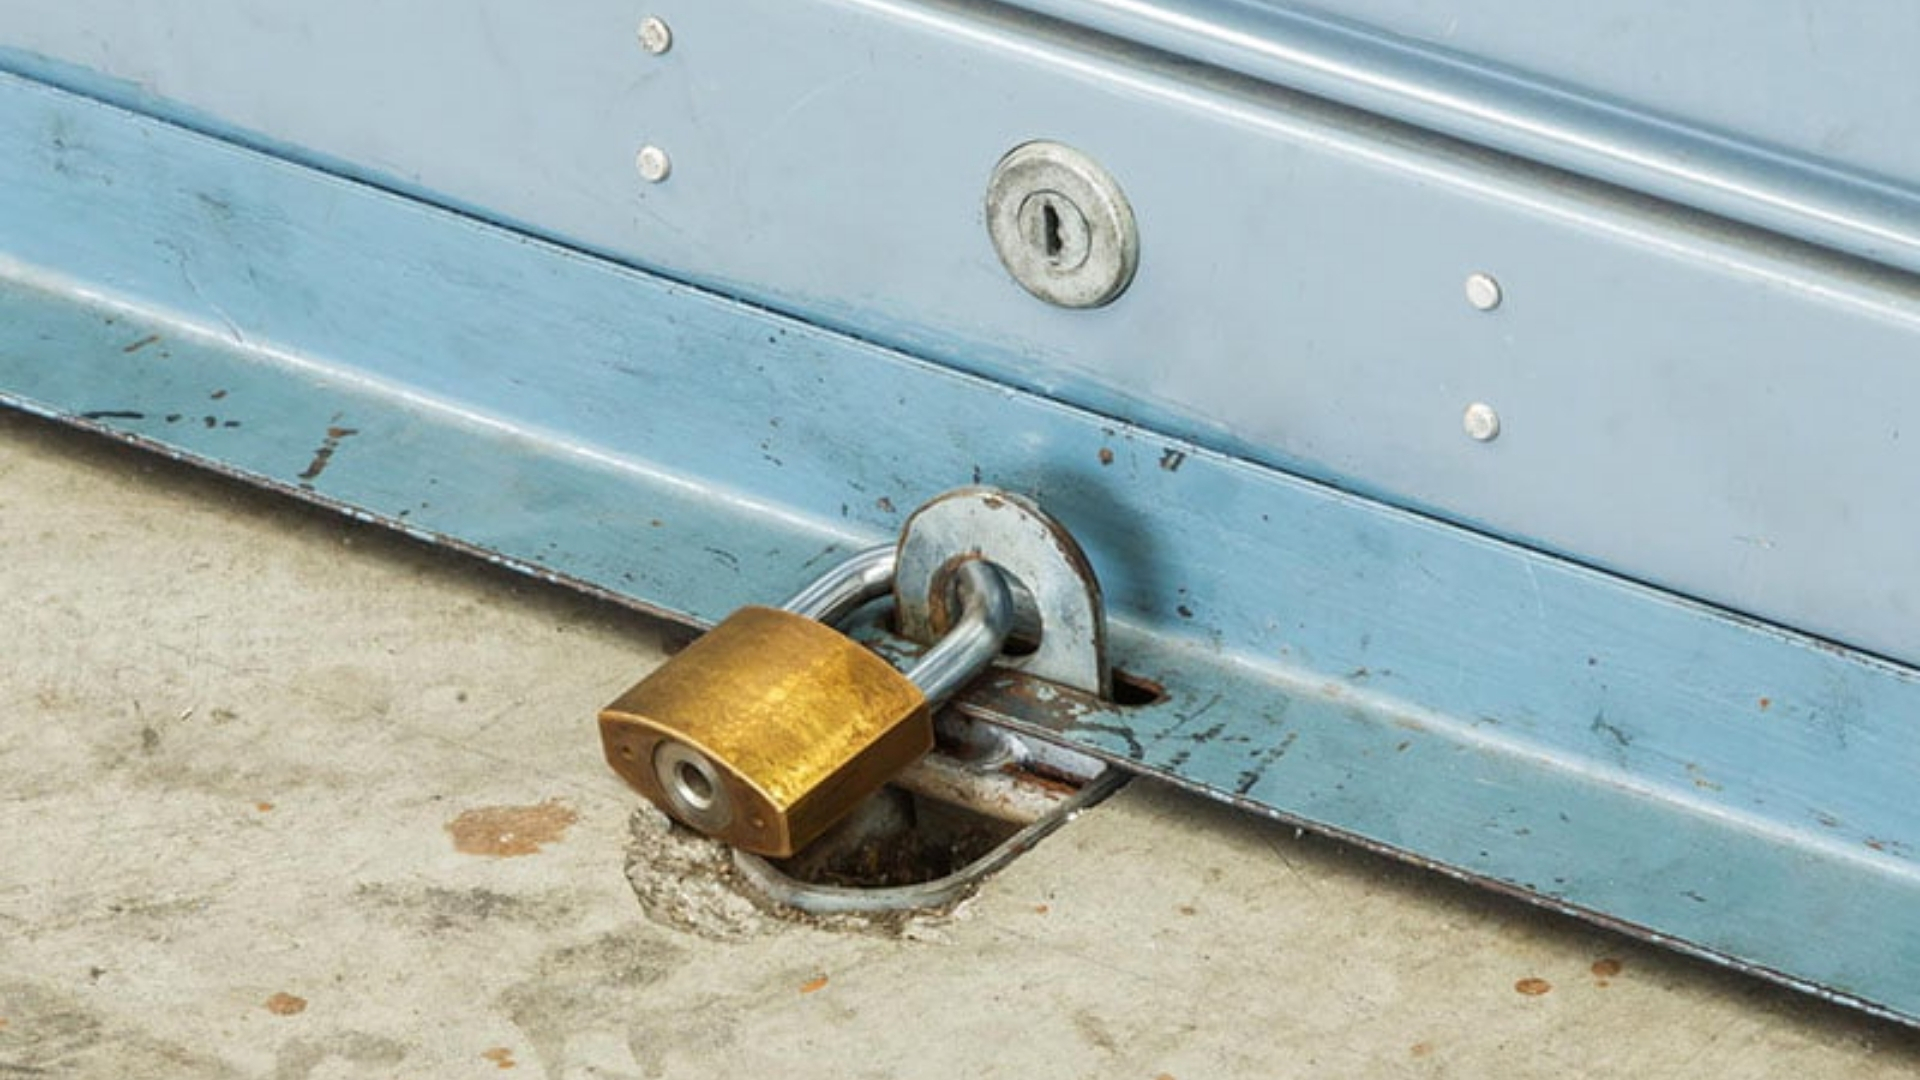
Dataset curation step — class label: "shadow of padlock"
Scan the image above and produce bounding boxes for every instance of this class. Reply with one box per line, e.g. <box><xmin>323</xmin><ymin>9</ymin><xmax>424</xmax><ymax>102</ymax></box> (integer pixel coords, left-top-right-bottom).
<box><xmin>599</xmin><ymin>546</ymin><xmax>1014</xmax><ymax>857</ymax></box>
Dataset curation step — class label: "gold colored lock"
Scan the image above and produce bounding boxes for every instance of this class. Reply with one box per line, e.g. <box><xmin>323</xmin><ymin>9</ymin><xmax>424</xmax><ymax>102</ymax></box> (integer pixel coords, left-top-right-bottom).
<box><xmin>599</xmin><ymin>546</ymin><xmax>1013</xmax><ymax>857</ymax></box>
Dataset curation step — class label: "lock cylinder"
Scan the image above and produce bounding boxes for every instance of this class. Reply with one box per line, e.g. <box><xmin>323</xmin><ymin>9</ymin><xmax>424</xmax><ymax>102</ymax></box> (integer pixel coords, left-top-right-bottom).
<box><xmin>599</xmin><ymin>547</ymin><xmax>1014</xmax><ymax>857</ymax></box>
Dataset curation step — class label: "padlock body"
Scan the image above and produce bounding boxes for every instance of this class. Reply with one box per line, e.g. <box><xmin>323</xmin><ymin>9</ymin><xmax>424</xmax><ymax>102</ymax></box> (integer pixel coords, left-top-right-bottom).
<box><xmin>599</xmin><ymin>605</ymin><xmax>932</xmax><ymax>857</ymax></box>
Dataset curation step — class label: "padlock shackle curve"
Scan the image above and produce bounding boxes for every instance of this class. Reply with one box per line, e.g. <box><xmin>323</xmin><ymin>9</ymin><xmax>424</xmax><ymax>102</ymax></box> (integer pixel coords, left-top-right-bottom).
<box><xmin>781</xmin><ymin>544</ymin><xmax>1016</xmax><ymax>707</ymax></box>
<box><xmin>780</xmin><ymin>544</ymin><xmax>896</xmax><ymax>624</ymax></box>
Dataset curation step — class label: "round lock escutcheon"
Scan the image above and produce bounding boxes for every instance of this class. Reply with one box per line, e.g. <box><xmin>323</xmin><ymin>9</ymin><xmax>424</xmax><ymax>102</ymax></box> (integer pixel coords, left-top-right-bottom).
<box><xmin>986</xmin><ymin>141</ymin><xmax>1138</xmax><ymax>309</ymax></box>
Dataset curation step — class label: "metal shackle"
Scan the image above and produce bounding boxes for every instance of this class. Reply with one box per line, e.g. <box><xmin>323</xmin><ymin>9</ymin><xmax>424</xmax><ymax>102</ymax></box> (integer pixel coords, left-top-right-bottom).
<box><xmin>650</xmin><ymin>545</ymin><xmax>1016</xmax><ymax>837</ymax></box>
<box><xmin>782</xmin><ymin>545</ymin><xmax>1017</xmax><ymax>704</ymax></box>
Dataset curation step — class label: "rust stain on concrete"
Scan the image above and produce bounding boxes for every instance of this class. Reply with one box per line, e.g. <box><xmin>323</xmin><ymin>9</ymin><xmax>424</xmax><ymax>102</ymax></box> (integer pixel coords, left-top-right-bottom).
<box><xmin>447</xmin><ymin>800</ymin><xmax>579</xmax><ymax>857</ymax></box>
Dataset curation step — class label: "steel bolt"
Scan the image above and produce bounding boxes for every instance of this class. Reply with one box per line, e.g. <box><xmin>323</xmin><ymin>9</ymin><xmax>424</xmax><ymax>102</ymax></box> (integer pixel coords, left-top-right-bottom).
<box><xmin>1463</xmin><ymin>402</ymin><xmax>1502</xmax><ymax>442</ymax></box>
<box><xmin>1464</xmin><ymin>272</ymin><xmax>1503</xmax><ymax>311</ymax></box>
<box><xmin>636</xmin><ymin>145</ymin><xmax>672</xmax><ymax>183</ymax></box>
<box><xmin>637</xmin><ymin>17</ymin><xmax>673</xmax><ymax>55</ymax></box>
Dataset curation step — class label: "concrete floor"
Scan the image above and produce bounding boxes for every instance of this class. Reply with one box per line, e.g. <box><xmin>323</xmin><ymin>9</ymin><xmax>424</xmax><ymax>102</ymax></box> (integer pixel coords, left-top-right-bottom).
<box><xmin>4</xmin><ymin>409</ymin><xmax>1919</xmax><ymax>1079</ymax></box>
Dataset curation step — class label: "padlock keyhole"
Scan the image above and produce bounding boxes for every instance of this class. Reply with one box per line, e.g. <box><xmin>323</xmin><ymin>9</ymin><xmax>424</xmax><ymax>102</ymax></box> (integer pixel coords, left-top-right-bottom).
<box><xmin>1042</xmin><ymin>201</ymin><xmax>1064</xmax><ymax>261</ymax></box>
<box><xmin>676</xmin><ymin>760</ymin><xmax>715</xmax><ymax>807</ymax></box>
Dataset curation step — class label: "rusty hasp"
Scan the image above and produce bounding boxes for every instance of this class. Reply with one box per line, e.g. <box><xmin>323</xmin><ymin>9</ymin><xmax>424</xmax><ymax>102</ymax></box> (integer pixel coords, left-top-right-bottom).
<box><xmin>600</xmin><ymin>536</ymin><xmax>1019</xmax><ymax>857</ymax></box>
<box><xmin>602</xmin><ymin>486</ymin><xmax>1130</xmax><ymax>913</ymax></box>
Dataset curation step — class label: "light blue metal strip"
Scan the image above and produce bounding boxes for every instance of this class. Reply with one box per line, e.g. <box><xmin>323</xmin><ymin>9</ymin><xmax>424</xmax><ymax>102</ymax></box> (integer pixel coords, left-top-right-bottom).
<box><xmin>3</xmin><ymin>72</ymin><xmax>1919</xmax><ymax>1023</ymax></box>
<box><xmin>1001</xmin><ymin>0</ymin><xmax>1920</xmax><ymax>271</ymax></box>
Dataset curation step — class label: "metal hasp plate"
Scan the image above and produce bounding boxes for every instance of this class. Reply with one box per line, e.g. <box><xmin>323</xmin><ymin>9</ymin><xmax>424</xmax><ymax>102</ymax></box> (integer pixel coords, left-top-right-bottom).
<box><xmin>726</xmin><ymin>492</ymin><xmax>1123</xmax><ymax>913</ymax></box>
<box><xmin>3</xmin><ymin>0</ymin><xmax>1920</xmax><ymax>1026</ymax></box>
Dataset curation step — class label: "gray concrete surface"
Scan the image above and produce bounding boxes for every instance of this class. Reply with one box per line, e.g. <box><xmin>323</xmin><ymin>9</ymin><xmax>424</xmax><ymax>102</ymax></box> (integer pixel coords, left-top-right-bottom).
<box><xmin>4</xmin><ymin>408</ymin><xmax>1919</xmax><ymax>1079</ymax></box>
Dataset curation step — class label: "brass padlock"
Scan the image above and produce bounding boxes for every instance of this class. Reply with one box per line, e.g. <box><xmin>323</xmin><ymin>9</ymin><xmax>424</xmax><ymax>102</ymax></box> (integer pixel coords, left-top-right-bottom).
<box><xmin>599</xmin><ymin>546</ymin><xmax>1013</xmax><ymax>857</ymax></box>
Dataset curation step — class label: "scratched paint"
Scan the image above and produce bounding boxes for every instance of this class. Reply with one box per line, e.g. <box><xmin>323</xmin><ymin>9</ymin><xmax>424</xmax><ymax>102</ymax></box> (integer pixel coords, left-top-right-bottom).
<box><xmin>298</xmin><ymin>424</ymin><xmax>357</xmax><ymax>485</ymax></box>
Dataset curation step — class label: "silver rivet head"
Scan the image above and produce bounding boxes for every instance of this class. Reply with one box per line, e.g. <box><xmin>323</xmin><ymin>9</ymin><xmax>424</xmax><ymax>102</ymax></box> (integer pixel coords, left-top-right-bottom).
<box><xmin>636</xmin><ymin>145</ymin><xmax>672</xmax><ymax>183</ymax></box>
<box><xmin>637</xmin><ymin>17</ymin><xmax>673</xmax><ymax>55</ymax></box>
<box><xmin>1463</xmin><ymin>402</ymin><xmax>1502</xmax><ymax>442</ymax></box>
<box><xmin>1465</xmin><ymin>272</ymin><xmax>1503</xmax><ymax>311</ymax></box>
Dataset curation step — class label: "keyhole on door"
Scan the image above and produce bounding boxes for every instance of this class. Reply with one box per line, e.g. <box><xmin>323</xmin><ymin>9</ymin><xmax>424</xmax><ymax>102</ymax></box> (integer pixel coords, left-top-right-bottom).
<box><xmin>1011</xmin><ymin>190</ymin><xmax>1093</xmax><ymax>277</ymax></box>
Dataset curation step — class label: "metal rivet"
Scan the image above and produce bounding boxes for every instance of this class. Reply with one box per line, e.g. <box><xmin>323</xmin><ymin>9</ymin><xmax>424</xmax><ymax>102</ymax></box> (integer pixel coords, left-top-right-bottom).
<box><xmin>1464</xmin><ymin>272</ymin><xmax>1503</xmax><ymax>311</ymax></box>
<box><xmin>1463</xmin><ymin>402</ymin><xmax>1502</xmax><ymax>442</ymax></box>
<box><xmin>636</xmin><ymin>145</ymin><xmax>672</xmax><ymax>183</ymax></box>
<box><xmin>637</xmin><ymin>16</ymin><xmax>673</xmax><ymax>55</ymax></box>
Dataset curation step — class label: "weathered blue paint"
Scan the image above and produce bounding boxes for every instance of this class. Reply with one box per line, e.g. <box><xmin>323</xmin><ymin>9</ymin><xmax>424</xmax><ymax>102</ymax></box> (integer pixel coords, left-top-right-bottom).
<box><xmin>3</xmin><ymin>72</ymin><xmax>1920</xmax><ymax>1022</ymax></box>
<box><xmin>6</xmin><ymin>2</ymin><xmax>1920</xmax><ymax>671</ymax></box>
